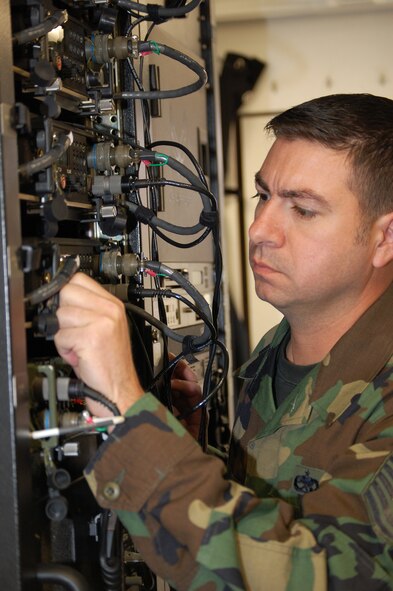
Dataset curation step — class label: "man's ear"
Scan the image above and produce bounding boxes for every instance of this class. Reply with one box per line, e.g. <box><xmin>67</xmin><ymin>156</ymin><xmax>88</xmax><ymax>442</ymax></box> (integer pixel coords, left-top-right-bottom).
<box><xmin>373</xmin><ymin>212</ymin><xmax>393</xmax><ymax>268</ymax></box>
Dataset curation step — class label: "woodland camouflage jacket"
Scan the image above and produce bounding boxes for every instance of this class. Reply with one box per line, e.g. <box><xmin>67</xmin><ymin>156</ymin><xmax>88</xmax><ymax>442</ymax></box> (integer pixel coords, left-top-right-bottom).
<box><xmin>85</xmin><ymin>282</ymin><xmax>393</xmax><ymax>590</ymax></box>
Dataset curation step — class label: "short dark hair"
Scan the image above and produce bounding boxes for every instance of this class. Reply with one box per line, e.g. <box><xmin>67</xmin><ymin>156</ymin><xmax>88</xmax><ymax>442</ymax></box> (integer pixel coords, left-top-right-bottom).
<box><xmin>266</xmin><ymin>94</ymin><xmax>393</xmax><ymax>222</ymax></box>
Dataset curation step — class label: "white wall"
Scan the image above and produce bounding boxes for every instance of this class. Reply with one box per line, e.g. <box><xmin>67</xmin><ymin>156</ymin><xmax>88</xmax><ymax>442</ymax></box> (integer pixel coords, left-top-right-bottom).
<box><xmin>215</xmin><ymin>9</ymin><xmax>393</xmax><ymax>349</ymax></box>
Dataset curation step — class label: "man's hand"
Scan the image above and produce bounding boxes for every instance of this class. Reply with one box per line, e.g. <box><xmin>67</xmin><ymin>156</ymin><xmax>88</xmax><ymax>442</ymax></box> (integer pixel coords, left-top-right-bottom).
<box><xmin>55</xmin><ymin>273</ymin><xmax>144</xmax><ymax>416</ymax></box>
<box><xmin>170</xmin><ymin>356</ymin><xmax>203</xmax><ymax>440</ymax></box>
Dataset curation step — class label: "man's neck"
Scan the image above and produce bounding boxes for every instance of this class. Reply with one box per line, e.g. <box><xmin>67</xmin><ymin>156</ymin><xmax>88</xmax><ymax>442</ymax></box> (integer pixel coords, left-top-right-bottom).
<box><xmin>285</xmin><ymin>279</ymin><xmax>392</xmax><ymax>366</ymax></box>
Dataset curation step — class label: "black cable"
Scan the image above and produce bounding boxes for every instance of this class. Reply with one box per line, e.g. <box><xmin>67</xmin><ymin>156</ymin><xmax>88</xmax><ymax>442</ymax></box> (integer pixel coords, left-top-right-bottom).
<box><xmin>68</xmin><ymin>380</ymin><xmax>121</xmax><ymax>417</ymax></box>
<box><xmin>142</xmin><ymin>260</ymin><xmax>213</xmax><ymax>349</ymax></box>
<box><xmin>125</xmin><ymin>307</ymin><xmax>155</xmax><ymax>384</ymax></box>
<box><xmin>144</xmin><ymin>21</ymin><xmax>156</xmax><ymax>42</ymax></box>
<box><xmin>115</xmin><ymin>0</ymin><xmax>201</xmax><ymax>19</ymax></box>
<box><xmin>211</xmin><ymin>226</ymin><xmax>223</xmax><ymax>326</ymax></box>
<box><xmin>125</xmin><ymin>262</ymin><xmax>215</xmax><ymax>351</ymax></box>
<box><xmin>146</xmin><ymin>121</ymin><xmax>174</xmax><ymax>411</ymax></box>
<box><xmin>130</xmin><ymin>178</ymin><xmax>215</xmax><ymax>204</ymax></box>
<box><xmin>126</xmin><ymin>15</ymin><xmax>147</xmax><ymax>34</ymax></box>
<box><xmin>99</xmin><ymin>510</ymin><xmax>122</xmax><ymax>591</ymax></box>
<box><xmin>198</xmin><ymin>341</ymin><xmax>216</xmax><ymax>449</ymax></box>
<box><xmin>148</xmin><ymin>140</ymin><xmax>208</xmax><ymax>188</ymax></box>
<box><xmin>152</xmin><ymin>242</ymin><xmax>174</xmax><ymax>411</ymax></box>
<box><xmin>24</xmin><ymin>256</ymin><xmax>80</xmax><ymax>306</ymax></box>
<box><xmin>13</xmin><ymin>9</ymin><xmax>68</xmax><ymax>45</ymax></box>
<box><xmin>19</xmin><ymin>132</ymin><xmax>73</xmax><ymax>177</ymax></box>
<box><xmin>147</xmin><ymin>351</ymin><xmax>184</xmax><ymax>391</ymax></box>
<box><xmin>135</xmin><ymin>149</ymin><xmax>215</xmax><ymax>213</ymax></box>
<box><xmin>114</xmin><ymin>41</ymin><xmax>207</xmax><ymax>100</ymax></box>
<box><xmin>122</xmin><ymin>152</ymin><xmax>217</xmax><ymax>240</ymax></box>
<box><xmin>128</xmin><ymin>288</ymin><xmax>217</xmax><ymax>340</ymax></box>
<box><xmin>126</xmin><ymin>55</ymin><xmax>152</xmax><ymax>143</ymax></box>
<box><xmin>129</xmin><ymin>178</ymin><xmax>217</xmax><ymax>244</ymax></box>
<box><xmin>126</xmin><ymin>201</ymin><xmax>204</xmax><ymax>235</ymax></box>
<box><xmin>125</xmin><ymin>302</ymin><xmax>184</xmax><ymax>343</ymax></box>
<box><xmin>178</xmin><ymin>340</ymin><xmax>229</xmax><ymax>419</ymax></box>
<box><xmin>157</xmin><ymin>152</ymin><xmax>212</xmax><ymax>204</ymax></box>
<box><xmin>151</xmin><ymin>225</ymin><xmax>211</xmax><ymax>249</ymax></box>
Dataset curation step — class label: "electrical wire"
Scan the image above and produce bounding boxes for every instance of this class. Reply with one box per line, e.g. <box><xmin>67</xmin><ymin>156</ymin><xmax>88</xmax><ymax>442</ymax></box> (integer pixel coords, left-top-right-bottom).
<box><xmin>147</xmin><ymin>351</ymin><xmax>184</xmax><ymax>391</ymax></box>
<box><xmin>151</xmin><ymin>225</ymin><xmax>211</xmax><ymax>249</ymax></box>
<box><xmin>128</xmin><ymin>288</ymin><xmax>217</xmax><ymax>339</ymax></box>
<box><xmin>13</xmin><ymin>9</ymin><xmax>68</xmax><ymax>45</ymax></box>
<box><xmin>126</xmin><ymin>55</ymin><xmax>152</xmax><ymax>142</ymax></box>
<box><xmin>126</xmin><ymin>201</ymin><xmax>204</xmax><ymax>235</ymax></box>
<box><xmin>115</xmin><ymin>10</ymin><xmax>225</xmax><ymax>440</ymax></box>
<box><xmin>24</xmin><ymin>255</ymin><xmax>80</xmax><ymax>306</ymax></box>
<box><xmin>178</xmin><ymin>339</ymin><xmax>229</xmax><ymax>419</ymax></box>
<box><xmin>130</xmin><ymin>178</ymin><xmax>214</xmax><ymax>202</ymax></box>
<box><xmin>114</xmin><ymin>0</ymin><xmax>201</xmax><ymax>19</ymax></box>
<box><xmin>31</xmin><ymin>416</ymin><xmax>125</xmax><ymax>439</ymax></box>
<box><xmin>148</xmin><ymin>140</ymin><xmax>209</xmax><ymax>188</ymax></box>
<box><xmin>19</xmin><ymin>132</ymin><xmax>74</xmax><ymax>177</ymax></box>
<box><xmin>142</xmin><ymin>260</ymin><xmax>213</xmax><ymax>349</ymax></box>
<box><xmin>151</xmin><ymin>231</ymin><xmax>173</xmax><ymax>411</ymax></box>
<box><xmin>125</xmin><ymin>306</ymin><xmax>156</xmax><ymax>385</ymax></box>
<box><xmin>126</xmin><ymin>15</ymin><xmax>147</xmax><ymax>34</ymax></box>
<box><xmin>124</xmin><ymin>261</ymin><xmax>215</xmax><ymax>352</ymax></box>
<box><xmin>211</xmin><ymin>226</ymin><xmax>223</xmax><ymax>326</ymax></box>
<box><xmin>198</xmin><ymin>341</ymin><xmax>216</xmax><ymax>449</ymax></box>
<box><xmin>99</xmin><ymin>510</ymin><xmax>122</xmax><ymax>591</ymax></box>
<box><xmin>68</xmin><ymin>380</ymin><xmax>121</xmax><ymax>416</ymax></box>
<box><xmin>151</xmin><ymin>151</ymin><xmax>213</xmax><ymax>207</ymax></box>
<box><xmin>125</xmin><ymin>302</ymin><xmax>184</xmax><ymax>343</ymax></box>
<box><xmin>114</xmin><ymin>41</ymin><xmax>207</xmax><ymax>100</ymax></box>
<box><xmin>126</xmin><ymin>149</ymin><xmax>216</xmax><ymax>226</ymax></box>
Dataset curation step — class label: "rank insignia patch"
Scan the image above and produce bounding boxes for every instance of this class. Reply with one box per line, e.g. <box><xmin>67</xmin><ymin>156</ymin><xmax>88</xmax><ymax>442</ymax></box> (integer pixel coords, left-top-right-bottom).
<box><xmin>292</xmin><ymin>465</ymin><xmax>324</xmax><ymax>495</ymax></box>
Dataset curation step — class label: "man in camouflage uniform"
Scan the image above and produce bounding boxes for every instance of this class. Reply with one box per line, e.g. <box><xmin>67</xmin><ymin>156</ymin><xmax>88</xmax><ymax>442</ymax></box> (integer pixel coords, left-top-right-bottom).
<box><xmin>55</xmin><ymin>94</ymin><xmax>393</xmax><ymax>590</ymax></box>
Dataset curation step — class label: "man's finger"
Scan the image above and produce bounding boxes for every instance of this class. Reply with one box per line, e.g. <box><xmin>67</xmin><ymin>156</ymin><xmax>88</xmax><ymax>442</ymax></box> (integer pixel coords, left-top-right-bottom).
<box><xmin>171</xmin><ymin>358</ymin><xmax>198</xmax><ymax>382</ymax></box>
<box><xmin>56</xmin><ymin>306</ymin><xmax>98</xmax><ymax>329</ymax></box>
<box><xmin>67</xmin><ymin>272</ymin><xmax>115</xmax><ymax>299</ymax></box>
<box><xmin>171</xmin><ymin>378</ymin><xmax>201</xmax><ymax>396</ymax></box>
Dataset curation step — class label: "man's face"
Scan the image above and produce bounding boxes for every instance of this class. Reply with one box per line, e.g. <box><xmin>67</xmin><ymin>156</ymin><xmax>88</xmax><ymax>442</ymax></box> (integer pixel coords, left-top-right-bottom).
<box><xmin>249</xmin><ymin>137</ymin><xmax>378</xmax><ymax>318</ymax></box>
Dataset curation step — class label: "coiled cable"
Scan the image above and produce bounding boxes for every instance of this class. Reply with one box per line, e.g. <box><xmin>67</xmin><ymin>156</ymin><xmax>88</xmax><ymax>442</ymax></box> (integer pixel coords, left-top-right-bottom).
<box><xmin>114</xmin><ymin>41</ymin><xmax>207</xmax><ymax>100</ymax></box>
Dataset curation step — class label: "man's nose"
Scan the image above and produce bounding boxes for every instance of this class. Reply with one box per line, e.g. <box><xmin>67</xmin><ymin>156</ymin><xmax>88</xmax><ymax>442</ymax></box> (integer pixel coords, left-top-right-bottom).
<box><xmin>248</xmin><ymin>199</ymin><xmax>284</xmax><ymax>247</ymax></box>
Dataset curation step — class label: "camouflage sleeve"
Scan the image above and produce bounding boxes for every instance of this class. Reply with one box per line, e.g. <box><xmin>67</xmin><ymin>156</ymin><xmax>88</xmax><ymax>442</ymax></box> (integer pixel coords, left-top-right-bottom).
<box><xmin>84</xmin><ymin>392</ymin><xmax>393</xmax><ymax>591</ymax></box>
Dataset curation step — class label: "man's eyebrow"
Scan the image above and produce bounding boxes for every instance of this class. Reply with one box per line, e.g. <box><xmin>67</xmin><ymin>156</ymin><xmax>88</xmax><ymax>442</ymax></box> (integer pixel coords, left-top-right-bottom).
<box><xmin>280</xmin><ymin>188</ymin><xmax>332</xmax><ymax>209</ymax></box>
<box><xmin>255</xmin><ymin>172</ymin><xmax>332</xmax><ymax>209</ymax></box>
<box><xmin>254</xmin><ymin>172</ymin><xmax>270</xmax><ymax>193</ymax></box>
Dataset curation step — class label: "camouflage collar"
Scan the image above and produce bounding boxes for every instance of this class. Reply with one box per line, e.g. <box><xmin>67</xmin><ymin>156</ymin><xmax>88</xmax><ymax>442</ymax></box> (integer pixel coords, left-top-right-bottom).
<box><xmin>236</xmin><ymin>282</ymin><xmax>393</xmax><ymax>422</ymax></box>
<box><xmin>311</xmin><ymin>281</ymin><xmax>393</xmax><ymax>419</ymax></box>
<box><xmin>235</xmin><ymin>319</ymin><xmax>289</xmax><ymax>380</ymax></box>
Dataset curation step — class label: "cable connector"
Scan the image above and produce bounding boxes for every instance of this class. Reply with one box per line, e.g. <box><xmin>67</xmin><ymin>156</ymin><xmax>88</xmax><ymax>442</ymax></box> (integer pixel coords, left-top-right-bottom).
<box><xmin>88</xmin><ymin>143</ymin><xmax>141</xmax><ymax>171</ymax></box>
<box><xmin>99</xmin><ymin>250</ymin><xmax>139</xmax><ymax>280</ymax></box>
<box><xmin>31</xmin><ymin>416</ymin><xmax>125</xmax><ymax>440</ymax></box>
<box><xmin>182</xmin><ymin>334</ymin><xmax>199</xmax><ymax>364</ymax></box>
<box><xmin>85</xmin><ymin>34</ymin><xmax>130</xmax><ymax>64</ymax></box>
<box><xmin>68</xmin><ymin>380</ymin><xmax>121</xmax><ymax>416</ymax></box>
<box><xmin>200</xmin><ymin>210</ymin><xmax>219</xmax><ymax>229</ymax></box>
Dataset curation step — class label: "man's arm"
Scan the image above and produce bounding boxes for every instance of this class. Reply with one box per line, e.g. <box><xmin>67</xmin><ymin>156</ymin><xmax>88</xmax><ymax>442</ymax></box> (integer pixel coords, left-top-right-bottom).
<box><xmin>55</xmin><ymin>274</ymin><xmax>393</xmax><ymax>591</ymax></box>
<box><xmin>83</xmin><ymin>381</ymin><xmax>393</xmax><ymax>591</ymax></box>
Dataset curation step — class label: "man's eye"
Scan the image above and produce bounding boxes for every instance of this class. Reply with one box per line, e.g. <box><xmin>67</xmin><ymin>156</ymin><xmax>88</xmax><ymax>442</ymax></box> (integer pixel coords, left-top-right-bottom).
<box><xmin>292</xmin><ymin>205</ymin><xmax>317</xmax><ymax>219</ymax></box>
<box><xmin>252</xmin><ymin>192</ymin><xmax>269</xmax><ymax>202</ymax></box>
